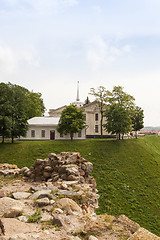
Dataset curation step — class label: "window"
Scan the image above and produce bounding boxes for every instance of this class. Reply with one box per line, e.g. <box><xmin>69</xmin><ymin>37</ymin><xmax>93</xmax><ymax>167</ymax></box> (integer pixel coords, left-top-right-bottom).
<box><xmin>41</xmin><ymin>130</ymin><xmax>45</xmax><ymax>138</ymax></box>
<box><xmin>60</xmin><ymin>133</ymin><xmax>63</xmax><ymax>137</ymax></box>
<box><xmin>95</xmin><ymin>113</ymin><xmax>98</xmax><ymax>121</ymax></box>
<box><xmin>31</xmin><ymin>130</ymin><xmax>35</xmax><ymax>137</ymax></box>
<box><xmin>95</xmin><ymin>125</ymin><xmax>98</xmax><ymax>133</ymax></box>
<box><xmin>78</xmin><ymin>131</ymin><xmax>82</xmax><ymax>137</ymax></box>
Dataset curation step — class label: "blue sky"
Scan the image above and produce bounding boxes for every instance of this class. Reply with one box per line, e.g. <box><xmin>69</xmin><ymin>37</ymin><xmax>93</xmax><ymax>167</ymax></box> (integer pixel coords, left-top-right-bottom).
<box><xmin>1</xmin><ymin>0</ymin><xmax>160</xmax><ymax>126</ymax></box>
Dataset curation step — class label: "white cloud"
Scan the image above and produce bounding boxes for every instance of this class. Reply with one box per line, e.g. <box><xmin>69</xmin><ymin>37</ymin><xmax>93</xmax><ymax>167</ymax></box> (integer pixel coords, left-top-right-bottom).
<box><xmin>86</xmin><ymin>36</ymin><xmax>107</xmax><ymax>69</ymax></box>
<box><xmin>86</xmin><ymin>36</ymin><xmax>132</xmax><ymax>69</ymax></box>
<box><xmin>0</xmin><ymin>45</ymin><xmax>39</xmax><ymax>74</ymax></box>
<box><xmin>92</xmin><ymin>5</ymin><xmax>102</xmax><ymax>14</ymax></box>
<box><xmin>0</xmin><ymin>46</ymin><xmax>17</xmax><ymax>73</ymax></box>
<box><xmin>62</xmin><ymin>0</ymin><xmax>78</xmax><ymax>7</ymax></box>
<box><xmin>1</xmin><ymin>0</ymin><xmax>78</xmax><ymax>11</ymax></box>
<box><xmin>20</xmin><ymin>51</ymin><xmax>39</xmax><ymax>67</ymax></box>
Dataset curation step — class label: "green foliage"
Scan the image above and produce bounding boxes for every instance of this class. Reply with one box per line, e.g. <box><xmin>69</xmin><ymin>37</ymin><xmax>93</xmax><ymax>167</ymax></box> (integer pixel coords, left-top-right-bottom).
<box><xmin>57</xmin><ymin>104</ymin><xmax>86</xmax><ymax>140</ymax></box>
<box><xmin>110</xmin><ymin>86</ymin><xmax>135</xmax><ymax>111</ymax></box>
<box><xmin>0</xmin><ymin>82</ymin><xmax>45</xmax><ymax>143</ymax></box>
<box><xmin>131</xmin><ymin>106</ymin><xmax>144</xmax><ymax>136</ymax></box>
<box><xmin>28</xmin><ymin>208</ymin><xmax>41</xmax><ymax>223</ymax></box>
<box><xmin>104</xmin><ymin>103</ymin><xmax>132</xmax><ymax>139</ymax></box>
<box><xmin>26</xmin><ymin>91</ymin><xmax>45</xmax><ymax>119</ymax></box>
<box><xmin>89</xmin><ymin>86</ymin><xmax>111</xmax><ymax>136</ymax></box>
<box><xmin>90</xmin><ymin>85</ymin><xmax>144</xmax><ymax>138</ymax></box>
<box><xmin>0</xmin><ymin>136</ymin><xmax>160</xmax><ymax>236</ymax></box>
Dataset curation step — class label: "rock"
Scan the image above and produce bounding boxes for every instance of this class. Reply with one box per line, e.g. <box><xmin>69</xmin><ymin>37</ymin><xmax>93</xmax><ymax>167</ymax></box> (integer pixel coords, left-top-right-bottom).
<box><xmin>79</xmin><ymin>169</ymin><xmax>85</xmax><ymax>176</ymax></box>
<box><xmin>0</xmin><ymin>218</ymin><xmax>39</xmax><ymax>236</ymax></box>
<box><xmin>39</xmin><ymin>212</ymin><xmax>52</xmax><ymax>223</ymax></box>
<box><xmin>26</xmin><ymin>152</ymin><xmax>94</xmax><ymax>183</ymax></box>
<box><xmin>20</xmin><ymin>167</ymin><xmax>30</xmax><ymax>175</ymax></box>
<box><xmin>41</xmin><ymin>205</ymin><xmax>53</xmax><ymax>212</ymax></box>
<box><xmin>52</xmin><ymin>208</ymin><xmax>64</xmax><ymax>214</ymax></box>
<box><xmin>24</xmin><ymin>170</ymin><xmax>32</xmax><ymax>177</ymax></box>
<box><xmin>38</xmin><ymin>193</ymin><xmax>54</xmax><ymax>200</ymax></box>
<box><xmin>52</xmin><ymin>213</ymin><xmax>85</xmax><ymax>232</ymax></box>
<box><xmin>51</xmin><ymin>173</ymin><xmax>59</xmax><ymax>182</ymax></box>
<box><xmin>30</xmin><ymin>186</ymin><xmax>58</xmax><ymax>192</ymax></box>
<box><xmin>44</xmin><ymin>166</ymin><xmax>53</xmax><ymax>172</ymax></box>
<box><xmin>62</xmin><ymin>180</ymin><xmax>79</xmax><ymax>186</ymax></box>
<box><xmin>48</xmin><ymin>153</ymin><xmax>58</xmax><ymax>160</ymax></box>
<box><xmin>4</xmin><ymin>208</ymin><xmax>23</xmax><ymax>218</ymax></box>
<box><xmin>0</xmin><ymin>197</ymin><xmax>25</xmax><ymax>217</ymax></box>
<box><xmin>52</xmin><ymin>214</ymin><xmax>63</xmax><ymax>227</ymax></box>
<box><xmin>60</xmin><ymin>183</ymin><xmax>68</xmax><ymax>189</ymax></box>
<box><xmin>0</xmin><ymin>189</ymin><xmax>8</xmax><ymax>198</ymax></box>
<box><xmin>17</xmin><ymin>215</ymin><xmax>29</xmax><ymax>223</ymax></box>
<box><xmin>0</xmin><ymin>169</ymin><xmax>20</xmax><ymax>177</ymax></box>
<box><xmin>36</xmin><ymin>197</ymin><xmax>50</xmax><ymax>207</ymax></box>
<box><xmin>115</xmin><ymin>215</ymin><xmax>140</xmax><ymax>234</ymax></box>
<box><xmin>30</xmin><ymin>190</ymin><xmax>51</xmax><ymax>200</ymax></box>
<box><xmin>65</xmin><ymin>165</ymin><xmax>79</xmax><ymax>176</ymax></box>
<box><xmin>128</xmin><ymin>227</ymin><xmax>160</xmax><ymax>239</ymax></box>
<box><xmin>12</xmin><ymin>192</ymin><xmax>31</xmax><ymax>200</ymax></box>
<box><xmin>0</xmin><ymin>219</ymin><xmax>5</xmax><ymax>236</ymax></box>
<box><xmin>55</xmin><ymin>198</ymin><xmax>82</xmax><ymax>215</ymax></box>
<box><xmin>57</xmin><ymin>190</ymin><xmax>80</xmax><ymax>197</ymax></box>
<box><xmin>43</xmin><ymin>171</ymin><xmax>52</xmax><ymax>179</ymax></box>
<box><xmin>67</xmin><ymin>175</ymin><xmax>79</xmax><ymax>181</ymax></box>
<box><xmin>70</xmin><ymin>237</ymin><xmax>81</xmax><ymax>240</ymax></box>
<box><xmin>61</xmin><ymin>173</ymin><xmax>67</xmax><ymax>180</ymax></box>
<box><xmin>81</xmin><ymin>162</ymin><xmax>93</xmax><ymax>175</ymax></box>
<box><xmin>88</xmin><ymin>236</ymin><xmax>99</xmax><ymax>240</ymax></box>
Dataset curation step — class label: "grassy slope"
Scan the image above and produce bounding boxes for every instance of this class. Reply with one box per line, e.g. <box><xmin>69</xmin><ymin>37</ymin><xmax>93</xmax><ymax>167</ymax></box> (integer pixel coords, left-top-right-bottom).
<box><xmin>0</xmin><ymin>135</ymin><xmax>160</xmax><ymax>236</ymax></box>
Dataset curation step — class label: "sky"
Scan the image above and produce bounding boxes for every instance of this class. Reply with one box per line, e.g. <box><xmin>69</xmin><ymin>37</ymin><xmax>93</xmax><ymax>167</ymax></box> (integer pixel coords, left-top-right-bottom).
<box><xmin>0</xmin><ymin>0</ymin><xmax>160</xmax><ymax>126</ymax></box>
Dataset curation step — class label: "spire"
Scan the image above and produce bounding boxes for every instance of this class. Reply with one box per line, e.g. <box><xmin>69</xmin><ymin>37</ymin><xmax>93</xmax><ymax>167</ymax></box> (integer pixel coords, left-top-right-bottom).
<box><xmin>76</xmin><ymin>81</ymin><xmax>80</xmax><ymax>101</ymax></box>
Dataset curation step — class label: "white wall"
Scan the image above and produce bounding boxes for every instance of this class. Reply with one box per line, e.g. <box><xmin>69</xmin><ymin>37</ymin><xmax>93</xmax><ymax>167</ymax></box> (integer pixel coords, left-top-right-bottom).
<box><xmin>21</xmin><ymin>125</ymin><xmax>86</xmax><ymax>140</ymax></box>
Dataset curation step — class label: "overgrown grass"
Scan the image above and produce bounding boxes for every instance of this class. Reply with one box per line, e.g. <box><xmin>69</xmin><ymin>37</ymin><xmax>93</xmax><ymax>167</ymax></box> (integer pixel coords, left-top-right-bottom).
<box><xmin>0</xmin><ymin>135</ymin><xmax>160</xmax><ymax>236</ymax></box>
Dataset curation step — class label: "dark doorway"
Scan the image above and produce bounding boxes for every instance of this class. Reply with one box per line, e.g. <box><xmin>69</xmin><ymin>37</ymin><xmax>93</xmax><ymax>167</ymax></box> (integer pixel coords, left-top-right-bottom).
<box><xmin>50</xmin><ymin>130</ymin><xmax>55</xmax><ymax>140</ymax></box>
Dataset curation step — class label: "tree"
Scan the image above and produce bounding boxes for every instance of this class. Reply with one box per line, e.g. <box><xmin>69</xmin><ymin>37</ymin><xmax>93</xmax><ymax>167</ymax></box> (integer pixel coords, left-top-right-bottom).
<box><xmin>26</xmin><ymin>91</ymin><xmax>45</xmax><ymax>119</ymax></box>
<box><xmin>89</xmin><ymin>86</ymin><xmax>111</xmax><ymax>136</ymax></box>
<box><xmin>9</xmin><ymin>83</ymin><xmax>29</xmax><ymax>143</ymax></box>
<box><xmin>110</xmin><ymin>86</ymin><xmax>135</xmax><ymax>112</ymax></box>
<box><xmin>57</xmin><ymin>105</ymin><xmax>86</xmax><ymax>140</ymax></box>
<box><xmin>131</xmin><ymin>106</ymin><xmax>144</xmax><ymax>138</ymax></box>
<box><xmin>0</xmin><ymin>83</ymin><xmax>12</xmax><ymax>143</ymax></box>
<box><xmin>0</xmin><ymin>82</ymin><xmax>45</xmax><ymax>143</ymax></box>
<box><xmin>104</xmin><ymin>103</ymin><xmax>132</xmax><ymax>140</ymax></box>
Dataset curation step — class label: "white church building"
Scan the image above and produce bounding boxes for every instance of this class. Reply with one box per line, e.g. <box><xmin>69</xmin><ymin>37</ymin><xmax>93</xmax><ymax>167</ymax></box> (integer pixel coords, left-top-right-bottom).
<box><xmin>22</xmin><ymin>82</ymin><xmax>110</xmax><ymax>140</ymax></box>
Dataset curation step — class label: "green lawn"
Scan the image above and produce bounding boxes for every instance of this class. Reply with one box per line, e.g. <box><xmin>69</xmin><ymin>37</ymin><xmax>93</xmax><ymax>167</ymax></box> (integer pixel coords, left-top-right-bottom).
<box><xmin>0</xmin><ymin>135</ymin><xmax>160</xmax><ymax>236</ymax></box>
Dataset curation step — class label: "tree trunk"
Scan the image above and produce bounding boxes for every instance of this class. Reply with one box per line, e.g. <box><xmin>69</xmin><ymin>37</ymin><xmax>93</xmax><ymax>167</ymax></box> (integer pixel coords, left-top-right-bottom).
<box><xmin>11</xmin><ymin>137</ymin><xmax>14</xmax><ymax>143</ymax></box>
<box><xmin>135</xmin><ymin>131</ymin><xmax>138</xmax><ymax>139</ymax></box>
<box><xmin>2</xmin><ymin>136</ymin><xmax>4</xmax><ymax>143</ymax></box>
<box><xmin>119</xmin><ymin>133</ymin><xmax>121</xmax><ymax>140</ymax></box>
<box><xmin>70</xmin><ymin>133</ymin><xmax>73</xmax><ymax>141</ymax></box>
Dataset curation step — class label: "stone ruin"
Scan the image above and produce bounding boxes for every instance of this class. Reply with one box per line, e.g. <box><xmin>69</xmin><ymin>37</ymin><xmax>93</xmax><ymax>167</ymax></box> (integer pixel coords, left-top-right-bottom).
<box><xmin>0</xmin><ymin>153</ymin><xmax>160</xmax><ymax>239</ymax></box>
<box><xmin>21</xmin><ymin>152</ymin><xmax>99</xmax><ymax>214</ymax></box>
<box><xmin>0</xmin><ymin>152</ymin><xmax>99</xmax><ymax>215</ymax></box>
<box><xmin>22</xmin><ymin>152</ymin><xmax>94</xmax><ymax>183</ymax></box>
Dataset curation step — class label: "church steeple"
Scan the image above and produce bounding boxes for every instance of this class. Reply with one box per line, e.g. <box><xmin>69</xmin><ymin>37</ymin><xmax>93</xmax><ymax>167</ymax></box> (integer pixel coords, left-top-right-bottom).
<box><xmin>76</xmin><ymin>81</ymin><xmax>80</xmax><ymax>101</ymax></box>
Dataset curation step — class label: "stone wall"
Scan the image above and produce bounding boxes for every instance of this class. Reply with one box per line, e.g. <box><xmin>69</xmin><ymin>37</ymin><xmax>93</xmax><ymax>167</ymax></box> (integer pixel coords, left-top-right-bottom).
<box><xmin>22</xmin><ymin>152</ymin><xmax>94</xmax><ymax>183</ymax></box>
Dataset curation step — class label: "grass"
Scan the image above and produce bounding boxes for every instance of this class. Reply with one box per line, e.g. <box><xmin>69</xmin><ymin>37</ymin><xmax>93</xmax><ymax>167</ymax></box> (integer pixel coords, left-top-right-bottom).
<box><xmin>28</xmin><ymin>208</ymin><xmax>41</xmax><ymax>223</ymax></box>
<box><xmin>0</xmin><ymin>135</ymin><xmax>160</xmax><ymax>236</ymax></box>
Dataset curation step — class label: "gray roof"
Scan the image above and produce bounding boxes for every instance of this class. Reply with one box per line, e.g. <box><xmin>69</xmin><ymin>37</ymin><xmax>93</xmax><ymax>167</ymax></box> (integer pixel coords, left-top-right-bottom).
<box><xmin>28</xmin><ymin>117</ymin><xmax>60</xmax><ymax>126</ymax></box>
